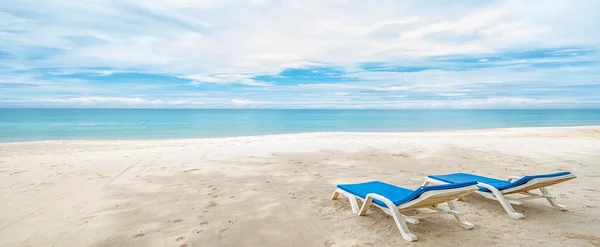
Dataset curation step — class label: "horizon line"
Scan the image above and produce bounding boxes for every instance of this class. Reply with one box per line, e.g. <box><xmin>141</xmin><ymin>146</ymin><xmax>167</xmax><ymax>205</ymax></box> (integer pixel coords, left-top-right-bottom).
<box><xmin>1</xmin><ymin>107</ymin><xmax>600</xmax><ymax>110</ymax></box>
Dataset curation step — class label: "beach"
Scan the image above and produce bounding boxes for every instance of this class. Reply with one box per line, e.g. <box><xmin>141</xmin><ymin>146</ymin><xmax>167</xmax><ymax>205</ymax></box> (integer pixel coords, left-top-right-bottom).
<box><xmin>1</xmin><ymin>126</ymin><xmax>600</xmax><ymax>247</ymax></box>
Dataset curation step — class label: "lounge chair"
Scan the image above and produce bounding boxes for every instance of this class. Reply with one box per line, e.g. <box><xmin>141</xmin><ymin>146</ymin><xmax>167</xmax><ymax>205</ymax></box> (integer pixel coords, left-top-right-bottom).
<box><xmin>424</xmin><ymin>171</ymin><xmax>576</xmax><ymax>219</ymax></box>
<box><xmin>331</xmin><ymin>181</ymin><xmax>478</xmax><ymax>241</ymax></box>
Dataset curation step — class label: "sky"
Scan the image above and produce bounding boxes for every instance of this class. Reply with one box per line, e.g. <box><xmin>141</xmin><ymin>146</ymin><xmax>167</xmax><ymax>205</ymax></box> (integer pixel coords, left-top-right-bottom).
<box><xmin>1</xmin><ymin>0</ymin><xmax>599</xmax><ymax>109</ymax></box>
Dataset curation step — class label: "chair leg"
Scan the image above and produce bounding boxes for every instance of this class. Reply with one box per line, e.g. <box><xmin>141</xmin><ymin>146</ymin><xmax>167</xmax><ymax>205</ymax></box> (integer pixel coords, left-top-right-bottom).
<box><xmin>539</xmin><ymin>187</ymin><xmax>567</xmax><ymax>211</ymax></box>
<box><xmin>447</xmin><ymin>200</ymin><xmax>474</xmax><ymax>229</ymax></box>
<box><xmin>491</xmin><ymin>191</ymin><xmax>525</xmax><ymax>219</ymax></box>
<box><xmin>331</xmin><ymin>190</ymin><xmax>340</xmax><ymax>200</ymax></box>
<box><xmin>389</xmin><ymin>207</ymin><xmax>418</xmax><ymax>241</ymax></box>
<box><xmin>332</xmin><ymin>189</ymin><xmax>360</xmax><ymax>214</ymax></box>
<box><xmin>361</xmin><ymin>193</ymin><xmax>418</xmax><ymax>241</ymax></box>
<box><xmin>358</xmin><ymin>196</ymin><xmax>373</xmax><ymax>216</ymax></box>
<box><xmin>421</xmin><ymin>178</ymin><xmax>431</xmax><ymax>186</ymax></box>
<box><xmin>478</xmin><ymin>186</ymin><xmax>525</xmax><ymax>219</ymax></box>
<box><xmin>347</xmin><ymin>196</ymin><xmax>360</xmax><ymax>214</ymax></box>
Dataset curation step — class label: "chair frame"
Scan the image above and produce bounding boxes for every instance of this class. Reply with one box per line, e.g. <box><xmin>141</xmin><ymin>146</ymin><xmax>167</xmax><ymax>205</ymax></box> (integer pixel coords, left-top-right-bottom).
<box><xmin>331</xmin><ymin>185</ymin><xmax>478</xmax><ymax>241</ymax></box>
<box><xmin>423</xmin><ymin>173</ymin><xmax>576</xmax><ymax>219</ymax></box>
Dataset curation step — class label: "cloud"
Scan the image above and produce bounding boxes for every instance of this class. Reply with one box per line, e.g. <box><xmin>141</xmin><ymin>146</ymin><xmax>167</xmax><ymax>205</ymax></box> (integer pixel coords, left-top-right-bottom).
<box><xmin>4</xmin><ymin>0</ymin><xmax>598</xmax><ymax>72</ymax></box>
<box><xmin>231</xmin><ymin>99</ymin><xmax>254</xmax><ymax>105</ymax></box>
<box><xmin>230</xmin><ymin>98</ymin><xmax>270</xmax><ymax>108</ymax></box>
<box><xmin>231</xmin><ymin>99</ymin><xmax>270</xmax><ymax>107</ymax></box>
<box><xmin>183</xmin><ymin>74</ymin><xmax>272</xmax><ymax>86</ymax></box>
<box><xmin>1</xmin><ymin>0</ymin><xmax>599</xmax><ymax>108</ymax></box>
<box><xmin>185</xmin><ymin>74</ymin><xmax>224</xmax><ymax>83</ymax></box>
<box><xmin>437</xmin><ymin>93</ymin><xmax>466</xmax><ymax>97</ymax></box>
<box><xmin>0</xmin><ymin>97</ymin><xmax>204</xmax><ymax>108</ymax></box>
<box><xmin>333</xmin><ymin>92</ymin><xmax>349</xmax><ymax>96</ymax></box>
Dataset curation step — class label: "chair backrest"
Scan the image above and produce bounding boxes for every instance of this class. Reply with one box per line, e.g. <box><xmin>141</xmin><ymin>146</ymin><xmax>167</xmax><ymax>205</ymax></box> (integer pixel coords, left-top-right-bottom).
<box><xmin>503</xmin><ymin>172</ymin><xmax>576</xmax><ymax>194</ymax></box>
<box><xmin>398</xmin><ymin>182</ymin><xmax>478</xmax><ymax>209</ymax></box>
<box><xmin>509</xmin><ymin>171</ymin><xmax>572</xmax><ymax>188</ymax></box>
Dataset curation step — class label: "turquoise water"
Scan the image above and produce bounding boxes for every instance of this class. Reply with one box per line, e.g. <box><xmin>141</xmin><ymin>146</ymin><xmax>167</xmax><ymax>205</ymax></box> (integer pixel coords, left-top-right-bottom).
<box><xmin>1</xmin><ymin>109</ymin><xmax>600</xmax><ymax>142</ymax></box>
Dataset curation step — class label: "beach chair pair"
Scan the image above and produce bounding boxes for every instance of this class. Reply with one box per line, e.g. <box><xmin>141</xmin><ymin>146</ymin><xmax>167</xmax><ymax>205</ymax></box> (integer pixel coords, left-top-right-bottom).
<box><xmin>332</xmin><ymin>171</ymin><xmax>576</xmax><ymax>241</ymax></box>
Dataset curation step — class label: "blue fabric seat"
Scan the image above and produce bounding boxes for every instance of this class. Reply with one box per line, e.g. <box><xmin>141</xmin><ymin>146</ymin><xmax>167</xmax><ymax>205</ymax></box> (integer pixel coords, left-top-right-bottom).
<box><xmin>428</xmin><ymin>171</ymin><xmax>572</xmax><ymax>192</ymax></box>
<box><xmin>337</xmin><ymin>181</ymin><xmax>477</xmax><ymax>208</ymax></box>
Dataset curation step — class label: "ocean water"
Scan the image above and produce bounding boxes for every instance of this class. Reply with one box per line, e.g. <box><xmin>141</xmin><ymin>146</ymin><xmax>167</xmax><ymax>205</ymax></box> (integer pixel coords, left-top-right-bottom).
<box><xmin>1</xmin><ymin>109</ymin><xmax>600</xmax><ymax>142</ymax></box>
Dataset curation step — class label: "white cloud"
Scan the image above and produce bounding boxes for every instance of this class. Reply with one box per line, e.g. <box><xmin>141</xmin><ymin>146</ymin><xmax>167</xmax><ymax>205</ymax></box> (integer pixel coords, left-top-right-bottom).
<box><xmin>333</xmin><ymin>92</ymin><xmax>349</xmax><ymax>96</ymax></box>
<box><xmin>98</xmin><ymin>71</ymin><xmax>114</xmax><ymax>76</ymax></box>
<box><xmin>239</xmin><ymin>80</ymin><xmax>272</xmax><ymax>87</ymax></box>
<box><xmin>437</xmin><ymin>93</ymin><xmax>466</xmax><ymax>97</ymax></box>
<box><xmin>1</xmin><ymin>0</ymin><xmax>599</xmax><ymax>108</ymax></box>
<box><xmin>184</xmin><ymin>74</ymin><xmax>224</xmax><ymax>83</ymax></box>
<box><xmin>3</xmin><ymin>0</ymin><xmax>598</xmax><ymax>75</ymax></box>
<box><xmin>231</xmin><ymin>99</ymin><xmax>267</xmax><ymax>107</ymax></box>
<box><xmin>0</xmin><ymin>97</ymin><xmax>204</xmax><ymax>107</ymax></box>
<box><xmin>231</xmin><ymin>99</ymin><xmax>253</xmax><ymax>105</ymax></box>
<box><xmin>182</xmin><ymin>74</ymin><xmax>272</xmax><ymax>86</ymax></box>
<box><xmin>67</xmin><ymin>97</ymin><xmax>148</xmax><ymax>105</ymax></box>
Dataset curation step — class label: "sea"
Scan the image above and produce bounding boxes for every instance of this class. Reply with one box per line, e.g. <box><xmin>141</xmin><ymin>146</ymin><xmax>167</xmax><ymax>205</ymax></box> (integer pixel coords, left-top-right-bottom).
<box><xmin>1</xmin><ymin>109</ymin><xmax>600</xmax><ymax>142</ymax></box>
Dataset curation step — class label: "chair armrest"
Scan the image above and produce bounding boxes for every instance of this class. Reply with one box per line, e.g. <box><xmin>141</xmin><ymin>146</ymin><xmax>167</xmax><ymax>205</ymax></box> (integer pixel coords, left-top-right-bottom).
<box><xmin>365</xmin><ymin>193</ymin><xmax>397</xmax><ymax>208</ymax></box>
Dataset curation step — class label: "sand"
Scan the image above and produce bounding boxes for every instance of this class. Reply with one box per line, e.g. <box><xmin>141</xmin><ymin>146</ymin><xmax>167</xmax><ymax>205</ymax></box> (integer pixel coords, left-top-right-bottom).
<box><xmin>1</xmin><ymin>126</ymin><xmax>600</xmax><ymax>247</ymax></box>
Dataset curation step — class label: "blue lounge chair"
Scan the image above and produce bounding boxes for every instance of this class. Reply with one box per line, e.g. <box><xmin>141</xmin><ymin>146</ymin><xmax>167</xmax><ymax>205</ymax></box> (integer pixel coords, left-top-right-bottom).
<box><xmin>332</xmin><ymin>181</ymin><xmax>478</xmax><ymax>241</ymax></box>
<box><xmin>424</xmin><ymin>171</ymin><xmax>576</xmax><ymax>219</ymax></box>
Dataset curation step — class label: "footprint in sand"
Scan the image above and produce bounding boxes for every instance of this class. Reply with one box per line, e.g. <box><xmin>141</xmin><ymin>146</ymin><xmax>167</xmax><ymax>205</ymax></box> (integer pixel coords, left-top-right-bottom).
<box><xmin>176</xmin><ymin>236</ymin><xmax>185</xmax><ymax>242</ymax></box>
<box><xmin>205</xmin><ymin>201</ymin><xmax>218</xmax><ymax>208</ymax></box>
<box><xmin>172</xmin><ymin>219</ymin><xmax>184</xmax><ymax>223</ymax></box>
<box><xmin>393</xmin><ymin>153</ymin><xmax>410</xmax><ymax>158</ymax></box>
<box><xmin>133</xmin><ymin>233</ymin><xmax>145</xmax><ymax>238</ymax></box>
<box><xmin>208</xmin><ymin>186</ymin><xmax>219</xmax><ymax>196</ymax></box>
<box><xmin>562</xmin><ymin>232</ymin><xmax>600</xmax><ymax>246</ymax></box>
<box><xmin>9</xmin><ymin>170</ymin><xmax>28</xmax><ymax>176</ymax></box>
<box><xmin>308</xmin><ymin>197</ymin><xmax>321</xmax><ymax>205</ymax></box>
<box><xmin>218</xmin><ymin>229</ymin><xmax>228</xmax><ymax>239</ymax></box>
<box><xmin>324</xmin><ymin>239</ymin><xmax>336</xmax><ymax>246</ymax></box>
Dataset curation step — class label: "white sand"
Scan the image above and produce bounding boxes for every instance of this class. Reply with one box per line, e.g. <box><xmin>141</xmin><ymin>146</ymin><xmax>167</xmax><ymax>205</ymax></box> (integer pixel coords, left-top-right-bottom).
<box><xmin>1</xmin><ymin>126</ymin><xmax>600</xmax><ymax>247</ymax></box>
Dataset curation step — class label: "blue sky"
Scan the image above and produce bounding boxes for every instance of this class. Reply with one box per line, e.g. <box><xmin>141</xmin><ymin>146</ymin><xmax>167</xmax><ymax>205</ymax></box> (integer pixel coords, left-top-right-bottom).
<box><xmin>1</xmin><ymin>0</ymin><xmax>599</xmax><ymax>108</ymax></box>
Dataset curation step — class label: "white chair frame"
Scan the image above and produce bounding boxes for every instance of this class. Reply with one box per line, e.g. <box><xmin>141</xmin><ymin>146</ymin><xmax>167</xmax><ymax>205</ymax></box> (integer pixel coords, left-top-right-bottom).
<box><xmin>423</xmin><ymin>173</ymin><xmax>576</xmax><ymax>219</ymax></box>
<box><xmin>332</xmin><ymin>185</ymin><xmax>478</xmax><ymax>241</ymax></box>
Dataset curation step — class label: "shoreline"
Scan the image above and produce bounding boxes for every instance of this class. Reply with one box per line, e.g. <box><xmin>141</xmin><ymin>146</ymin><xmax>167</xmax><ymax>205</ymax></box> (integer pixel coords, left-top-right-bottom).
<box><xmin>2</xmin><ymin>125</ymin><xmax>600</xmax><ymax>145</ymax></box>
